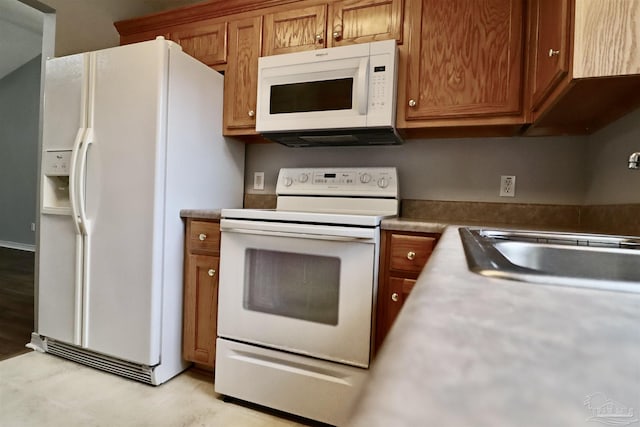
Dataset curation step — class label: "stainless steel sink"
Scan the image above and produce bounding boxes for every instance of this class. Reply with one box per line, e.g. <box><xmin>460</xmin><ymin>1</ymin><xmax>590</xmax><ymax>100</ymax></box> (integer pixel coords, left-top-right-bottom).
<box><xmin>459</xmin><ymin>228</ymin><xmax>640</xmax><ymax>293</ymax></box>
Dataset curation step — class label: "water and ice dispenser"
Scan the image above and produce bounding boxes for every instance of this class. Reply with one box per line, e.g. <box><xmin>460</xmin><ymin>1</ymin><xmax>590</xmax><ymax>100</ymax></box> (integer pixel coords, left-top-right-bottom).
<box><xmin>42</xmin><ymin>150</ymin><xmax>72</xmax><ymax>212</ymax></box>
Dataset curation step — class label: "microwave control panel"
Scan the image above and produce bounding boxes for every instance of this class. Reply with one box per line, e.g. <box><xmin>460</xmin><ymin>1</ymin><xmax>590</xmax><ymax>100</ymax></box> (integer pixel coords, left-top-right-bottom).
<box><xmin>276</xmin><ymin>167</ymin><xmax>398</xmax><ymax>198</ymax></box>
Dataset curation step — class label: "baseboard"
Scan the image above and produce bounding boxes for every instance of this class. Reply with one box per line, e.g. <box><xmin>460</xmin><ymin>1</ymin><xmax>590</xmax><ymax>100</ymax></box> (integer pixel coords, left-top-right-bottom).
<box><xmin>0</xmin><ymin>240</ymin><xmax>36</xmax><ymax>252</ymax></box>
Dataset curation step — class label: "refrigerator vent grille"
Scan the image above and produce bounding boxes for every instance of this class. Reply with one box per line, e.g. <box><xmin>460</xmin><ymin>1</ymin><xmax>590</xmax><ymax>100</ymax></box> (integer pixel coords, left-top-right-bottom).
<box><xmin>46</xmin><ymin>340</ymin><xmax>155</xmax><ymax>385</ymax></box>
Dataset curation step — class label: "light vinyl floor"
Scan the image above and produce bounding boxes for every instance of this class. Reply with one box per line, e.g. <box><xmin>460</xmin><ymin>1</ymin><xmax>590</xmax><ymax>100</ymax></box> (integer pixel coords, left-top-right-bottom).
<box><xmin>0</xmin><ymin>351</ymin><xmax>314</xmax><ymax>427</ymax></box>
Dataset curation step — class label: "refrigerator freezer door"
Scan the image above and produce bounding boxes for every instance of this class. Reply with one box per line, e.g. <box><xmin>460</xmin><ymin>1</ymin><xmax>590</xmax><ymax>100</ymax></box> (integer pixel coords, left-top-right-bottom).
<box><xmin>82</xmin><ymin>41</ymin><xmax>167</xmax><ymax>365</ymax></box>
<box><xmin>38</xmin><ymin>53</ymin><xmax>88</xmax><ymax>345</ymax></box>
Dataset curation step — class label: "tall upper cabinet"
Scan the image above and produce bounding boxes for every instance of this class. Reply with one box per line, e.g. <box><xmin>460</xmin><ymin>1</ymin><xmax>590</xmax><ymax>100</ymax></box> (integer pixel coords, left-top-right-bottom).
<box><xmin>224</xmin><ymin>16</ymin><xmax>263</xmax><ymax>135</ymax></box>
<box><xmin>397</xmin><ymin>0</ymin><xmax>526</xmax><ymax>137</ymax></box>
<box><xmin>526</xmin><ymin>0</ymin><xmax>640</xmax><ymax>135</ymax></box>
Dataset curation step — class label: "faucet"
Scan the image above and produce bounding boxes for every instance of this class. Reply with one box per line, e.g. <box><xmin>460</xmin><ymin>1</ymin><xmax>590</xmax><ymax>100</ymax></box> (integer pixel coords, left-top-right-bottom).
<box><xmin>629</xmin><ymin>152</ymin><xmax>640</xmax><ymax>169</ymax></box>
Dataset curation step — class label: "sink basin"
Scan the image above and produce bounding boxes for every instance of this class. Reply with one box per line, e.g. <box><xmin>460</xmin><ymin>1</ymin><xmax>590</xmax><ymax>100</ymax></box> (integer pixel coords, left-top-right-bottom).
<box><xmin>459</xmin><ymin>227</ymin><xmax>640</xmax><ymax>293</ymax></box>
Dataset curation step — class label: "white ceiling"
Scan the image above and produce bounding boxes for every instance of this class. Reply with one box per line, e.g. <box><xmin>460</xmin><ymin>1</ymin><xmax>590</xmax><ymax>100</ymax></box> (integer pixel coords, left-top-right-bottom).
<box><xmin>0</xmin><ymin>0</ymin><xmax>44</xmax><ymax>80</ymax></box>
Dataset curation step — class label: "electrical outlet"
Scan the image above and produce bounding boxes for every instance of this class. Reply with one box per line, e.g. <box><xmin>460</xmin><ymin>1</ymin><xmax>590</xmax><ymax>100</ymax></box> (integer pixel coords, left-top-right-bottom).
<box><xmin>253</xmin><ymin>172</ymin><xmax>265</xmax><ymax>190</ymax></box>
<box><xmin>500</xmin><ymin>175</ymin><xmax>516</xmax><ymax>197</ymax></box>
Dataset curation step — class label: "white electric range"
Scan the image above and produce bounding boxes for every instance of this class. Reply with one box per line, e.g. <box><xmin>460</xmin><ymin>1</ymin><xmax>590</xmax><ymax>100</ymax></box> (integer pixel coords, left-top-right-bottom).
<box><xmin>215</xmin><ymin>167</ymin><xmax>398</xmax><ymax>426</ymax></box>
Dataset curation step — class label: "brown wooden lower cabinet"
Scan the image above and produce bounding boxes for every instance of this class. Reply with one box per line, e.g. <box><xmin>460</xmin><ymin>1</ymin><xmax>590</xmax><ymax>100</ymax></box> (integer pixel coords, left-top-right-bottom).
<box><xmin>375</xmin><ymin>230</ymin><xmax>439</xmax><ymax>354</ymax></box>
<box><xmin>183</xmin><ymin>218</ymin><xmax>221</xmax><ymax>368</ymax></box>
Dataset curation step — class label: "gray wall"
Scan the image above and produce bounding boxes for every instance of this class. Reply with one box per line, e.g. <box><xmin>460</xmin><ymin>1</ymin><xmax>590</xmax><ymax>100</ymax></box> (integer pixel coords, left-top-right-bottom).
<box><xmin>0</xmin><ymin>55</ymin><xmax>42</xmax><ymax>246</ymax></box>
<box><xmin>584</xmin><ymin>108</ymin><xmax>640</xmax><ymax>204</ymax></box>
<box><xmin>245</xmin><ymin>110</ymin><xmax>640</xmax><ymax>206</ymax></box>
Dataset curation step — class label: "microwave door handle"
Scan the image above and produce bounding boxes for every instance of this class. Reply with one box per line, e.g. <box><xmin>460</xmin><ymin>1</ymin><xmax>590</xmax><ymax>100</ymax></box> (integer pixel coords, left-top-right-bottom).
<box><xmin>357</xmin><ymin>58</ymin><xmax>369</xmax><ymax>115</ymax></box>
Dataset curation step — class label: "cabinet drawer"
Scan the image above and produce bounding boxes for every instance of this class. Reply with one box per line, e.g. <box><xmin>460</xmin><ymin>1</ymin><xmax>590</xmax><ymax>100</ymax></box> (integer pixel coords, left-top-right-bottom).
<box><xmin>188</xmin><ymin>220</ymin><xmax>220</xmax><ymax>254</ymax></box>
<box><xmin>389</xmin><ymin>234</ymin><xmax>436</xmax><ymax>273</ymax></box>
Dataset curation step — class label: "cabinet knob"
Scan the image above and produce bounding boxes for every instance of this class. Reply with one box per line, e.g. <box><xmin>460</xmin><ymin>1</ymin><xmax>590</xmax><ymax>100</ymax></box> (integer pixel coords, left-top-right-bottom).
<box><xmin>407</xmin><ymin>251</ymin><xmax>416</xmax><ymax>261</ymax></box>
<box><xmin>391</xmin><ymin>292</ymin><xmax>399</xmax><ymax>302</ymax></box>
<box><xmin>333</xmin><ymin>31</ymin><xmax>341</xmax><ymax>40</ymax></box>
<box><xmin>548</xmin><ymin>48</ymin><xmax>560</xmax><ymax>57</ymax></box>
<box><xmin>315</xmin><ymin>33</ymin><xmax>323</xmax><ymax>43</ymax></box>
<box><xmin>248</xmin><ymin>110</ymin><xmax>255</xmax><ymax>117</ymax></box>
<box><xmin>198</xmin><ymin>233</ymin><xmax>207</xmax><ymax>241</ymax></box>
<box><xmin>408</xmin><ymin>99</ymin><xmax>417</xmax><ymax>107</ymax></box>
<box><xmin>208</xmin><ymin>269</ymin><xmax>216</xmax><ymax>277</ymax></box>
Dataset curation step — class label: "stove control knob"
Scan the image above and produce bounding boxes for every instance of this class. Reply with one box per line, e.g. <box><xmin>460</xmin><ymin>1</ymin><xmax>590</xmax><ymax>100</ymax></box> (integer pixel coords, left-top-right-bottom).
<box><xmin>298</xmin><ymin>173</ymin><xmax>309</xmax><ymax>183</ymax></box>
<box><xmin>360</xmin><ymin>173</ymin><xmax>372</xmax><ymax>183</ymax></box>
<box><xmin>377</xmin><ymin>177</ymin><xmax>389</xmax><ymax>188</ymax></box>
<box><xmin>283</xmin><ymin>177</ymin><xmax>293</xmax><ymax>187</ymax></box>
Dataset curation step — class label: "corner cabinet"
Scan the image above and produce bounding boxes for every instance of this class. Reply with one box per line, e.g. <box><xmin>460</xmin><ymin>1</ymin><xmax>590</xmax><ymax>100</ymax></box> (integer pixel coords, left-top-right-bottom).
<box><xmin>398</xmin><ymin>0</ymin><xmax>526</xmax><ymax>136</ymax></box>
<box><xmin>183</xmin><ymin>218</ymin><xmax>221</xmax><ymax>368</ymax></box>
<box><xmin>526</xmin><ymin>0</ymin><xmax>640</xmax><ymax>135</ymax></box>
<box><xmin>375</xmin><ymin>230</ymin><xmax>439</xmax><ymax>354</ymax></box>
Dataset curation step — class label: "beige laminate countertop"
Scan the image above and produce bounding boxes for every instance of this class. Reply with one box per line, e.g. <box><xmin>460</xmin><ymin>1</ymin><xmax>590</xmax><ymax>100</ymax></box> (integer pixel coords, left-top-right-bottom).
<box><xmin>347</xmin><ymin>225</ymin><xmax>640</xmax><ymax>427</ymax></box>
<box><xmin>179</xmin><ymin>209</ymin><xmax>222</xmax><ymax>221</ymax></box>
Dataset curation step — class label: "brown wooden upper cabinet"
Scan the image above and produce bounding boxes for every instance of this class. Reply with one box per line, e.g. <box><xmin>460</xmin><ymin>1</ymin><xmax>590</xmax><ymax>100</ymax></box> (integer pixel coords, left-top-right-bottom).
<box><xmin>263</xmin><ymin>5</ymin><xmax>328</xmax><ymax>55</ymax></box>
<box><xmin>329</xmin><ymin>0</ymin><xmax>404</xmax><ymax>46</ymax></box>
<box><xmin>223</xmin><ymin>16</ymin><xmax>263</xmax><ymax>135</ymax></box>
<box><xmin>526</xmin><ymin>0</ymin><xmax>640</xmax><ymax>135</ymax></box>
<box><xmin>528</xmin><ymin>0</ymin><xmax>571</xmax><ymax>113</ymax></box>
<box><xmin>263</xmin><ymin>0</ymin><xmax>403</xmax><ymax>56</ymax></box>
<box><xmin>170</xmin><ymin>20</ymin><xmax>228</xmax><ymax>67</ymax></box>
<box><xmin>398</xmin><ymin>0</ymin><xmax>526</xmax><ymax>135</ymax></box>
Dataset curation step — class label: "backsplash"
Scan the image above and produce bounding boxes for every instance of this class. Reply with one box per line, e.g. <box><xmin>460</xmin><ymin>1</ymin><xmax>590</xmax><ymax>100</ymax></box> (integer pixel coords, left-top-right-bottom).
<box><xmin>243</xmin><ymin>195</ymin><xmax>639</xmax><ymax>236</ymax></box>
<box><xmin>244</xmin><ymin>108</ymin><xmax>640</xmax><ymax>206</ymax></box>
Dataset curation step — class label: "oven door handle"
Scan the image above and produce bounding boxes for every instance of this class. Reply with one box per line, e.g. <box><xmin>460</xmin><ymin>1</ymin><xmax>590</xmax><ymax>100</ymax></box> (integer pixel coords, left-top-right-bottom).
<box><xmin>221</xmin><ymin>219</ymin><xmax>377</xmax><ymax>242</ymax></box>
<box><xmin>223</xmin><ymin>228</ymin><xmax>374</xmax><ymax>242</ymax></box>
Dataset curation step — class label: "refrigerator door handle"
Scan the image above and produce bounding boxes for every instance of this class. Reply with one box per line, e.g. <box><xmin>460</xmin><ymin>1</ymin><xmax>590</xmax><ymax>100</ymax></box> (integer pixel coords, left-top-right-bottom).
<box><xmin>77</xmin><ymin>128</ymin><xmax>93</xmax><ymax>235</ymax></box>
<box><xmin>69</xmin><ymin>127</ymin><xmax>86</xmax><ymax>235</ymax></box>
<box><xmin>68</xmin><ymin>126</ymin><xmax>87</xmax><ymax>345</ymax></box>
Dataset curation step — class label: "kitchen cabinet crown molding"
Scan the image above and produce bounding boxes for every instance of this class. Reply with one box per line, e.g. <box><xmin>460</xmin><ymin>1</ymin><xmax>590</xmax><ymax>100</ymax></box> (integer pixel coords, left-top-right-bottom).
<box><xmin>114</xmin><ymin>0</ymin><xmax>302</xmax><ymax>36</ymax></box>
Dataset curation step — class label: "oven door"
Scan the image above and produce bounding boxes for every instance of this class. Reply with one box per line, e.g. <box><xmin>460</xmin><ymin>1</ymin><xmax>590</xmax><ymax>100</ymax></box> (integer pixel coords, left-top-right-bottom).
<box><xmin>218</xmin><ymin>219</ymin><xmax>378</xmax><ymax>368</ymax></box>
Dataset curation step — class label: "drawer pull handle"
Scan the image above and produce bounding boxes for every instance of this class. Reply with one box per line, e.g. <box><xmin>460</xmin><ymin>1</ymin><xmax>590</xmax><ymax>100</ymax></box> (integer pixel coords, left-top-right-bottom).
<box><xmin>391</xmin><ymin>292</ymin><xmax>399</xmax><ymax>302</ymax></box>
<box><xmin>208</xmin><ymin>269</ymin><xmax>216</xmax><ymax>277</ymax></box>
<box><xmin>198</xmin><ymin>233</ymin><xmax>207</xmax><ymax>241</ymax></box>
<box><xmin>407</xmin><ymin>251</ymin><xmax>416</xmax><ymax>261</ymax></box>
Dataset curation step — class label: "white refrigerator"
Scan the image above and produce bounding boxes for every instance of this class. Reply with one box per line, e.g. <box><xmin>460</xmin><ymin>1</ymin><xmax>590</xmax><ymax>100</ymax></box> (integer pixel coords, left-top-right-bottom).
<box><xmin>30</xmin><ymin>37</ymin><xmax>245</xmax><ymax>385</ymax></box>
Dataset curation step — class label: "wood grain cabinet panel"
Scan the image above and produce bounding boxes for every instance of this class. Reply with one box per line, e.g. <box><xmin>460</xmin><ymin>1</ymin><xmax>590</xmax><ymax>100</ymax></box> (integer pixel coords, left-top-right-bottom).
<box><xmin>389</xmin><ymin>234</ymin><xmax>436</xmax><ymax>273</ymax></box>
<box><xmin>183</xmin><ymin>254</ymin><xmax>219</xmax><ymax>367</ymax></box>
<box><xmin>402</xmin><ymin>0</ymin><xmax>524</xmax><ymax>125</ymax></box>
<box><xmin>224</xmin><ymin>16</ymin><xmax>263</xmax><ymax>135</ymax></box>
<box><xmin>170</xmin><ymin>21</ymin><xmax>228</xmax><ymax>67</ymax></box>
<box><xmin>375</xmin><ymin>230</ymin><xmax>439</xmax><ymax>354</ymax></box>
<box><xmin>526</xmin><ymin>0</ymin><xmax>640</xmax><ymax>135</ymax></box>
<box><xmin>329</xmin><ymin>0</ymin><xmax>403</xmax><ymax>46</ymax></box>
<box><xmin>263</xmin><ymin>5</ymin><xmax>327</xmax><ymax>55</ymax></box>
<box><xmin>529</xmin><ymin>0</ymin><xmax>571</xmax><ymax>112</ymax></box>
<box><xmin>183</xmin><ymin>219</ymin><xmax>221</xmax><ymax>368</ymax></box>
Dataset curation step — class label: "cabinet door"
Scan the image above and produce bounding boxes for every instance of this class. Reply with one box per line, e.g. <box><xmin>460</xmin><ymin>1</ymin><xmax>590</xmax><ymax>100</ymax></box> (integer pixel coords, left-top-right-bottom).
<box><xmin>329</xmin><ymin>0</ymin><xmax>403</xmax><ymax>46</ymax></box>
<box><xmin>183</xmin><ymin>254</ymin><xmax>219</xmax><ymax>367</ymax></box>
<box><xmin>529</xmin><ymin>0</ymin><xmax>572</xmax><ymax>111</ymax></box>
<box><xmin>404</xmin><ymin>0</ymin><xmax>524</xmax><ymax>121</ymax></box>
<box><xmin>170</xmin><ymin>20</ymin><xmax>228</xmax><ymax>67</ymax></box>
<box><xmin>376</xmin><ymin>277</ymin><xmax>415</xmax><ymax>351</ymax></box>
<box><xmin>263</xmin><ymin>5</ymin><xmax>327</xmax><ymax>56</ymax></box>
<box><xmin>224</xmin><ymin>16</ymin><xmax>262</xmax><ymax>135</ymax></box>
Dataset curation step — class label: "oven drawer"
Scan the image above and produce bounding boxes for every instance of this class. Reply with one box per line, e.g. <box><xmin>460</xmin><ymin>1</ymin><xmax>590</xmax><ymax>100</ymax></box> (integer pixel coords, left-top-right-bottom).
<box><xmin>187</xmin><ymin>220</ymin><xmax>220</xmax><ymax>254</ymax></box>
<box><xmin>215</xmin><ymin>338</ymin><xmax>367</xmax><ymax>426</ymax></box>
<box><xmin>389</xmin><ymin>234</ymin><xmax>436</xmax><ymax>273</ymax></box>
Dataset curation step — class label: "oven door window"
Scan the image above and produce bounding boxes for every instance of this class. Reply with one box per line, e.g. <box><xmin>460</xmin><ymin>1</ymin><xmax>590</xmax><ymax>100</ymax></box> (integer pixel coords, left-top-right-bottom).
<box><xmin>244</xmin><ymin>249</ymin><xmax>340</xmax><ymax>325</ymax></box>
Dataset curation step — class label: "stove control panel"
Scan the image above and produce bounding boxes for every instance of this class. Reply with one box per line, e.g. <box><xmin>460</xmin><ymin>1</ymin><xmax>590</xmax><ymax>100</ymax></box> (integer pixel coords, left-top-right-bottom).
<box><xmin>276</xmin><ymin>167</ymin><xmax>398</xmax><ymax>198</ymax></box>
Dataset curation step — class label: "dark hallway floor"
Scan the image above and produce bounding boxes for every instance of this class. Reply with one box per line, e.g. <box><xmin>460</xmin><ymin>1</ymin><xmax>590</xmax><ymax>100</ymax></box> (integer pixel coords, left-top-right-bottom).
<box><xmin>0</xmin><ymin>247</ymin><xmax>34</xmax><ymax>361</ymax></box>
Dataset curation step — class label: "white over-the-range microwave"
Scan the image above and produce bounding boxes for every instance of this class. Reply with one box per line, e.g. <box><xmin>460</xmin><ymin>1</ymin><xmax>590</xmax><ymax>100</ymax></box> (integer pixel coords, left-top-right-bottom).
<box><xmin>256</xmin><ymin>39</ymin><xmax>401</xmax><ymax>147</ymax></box>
